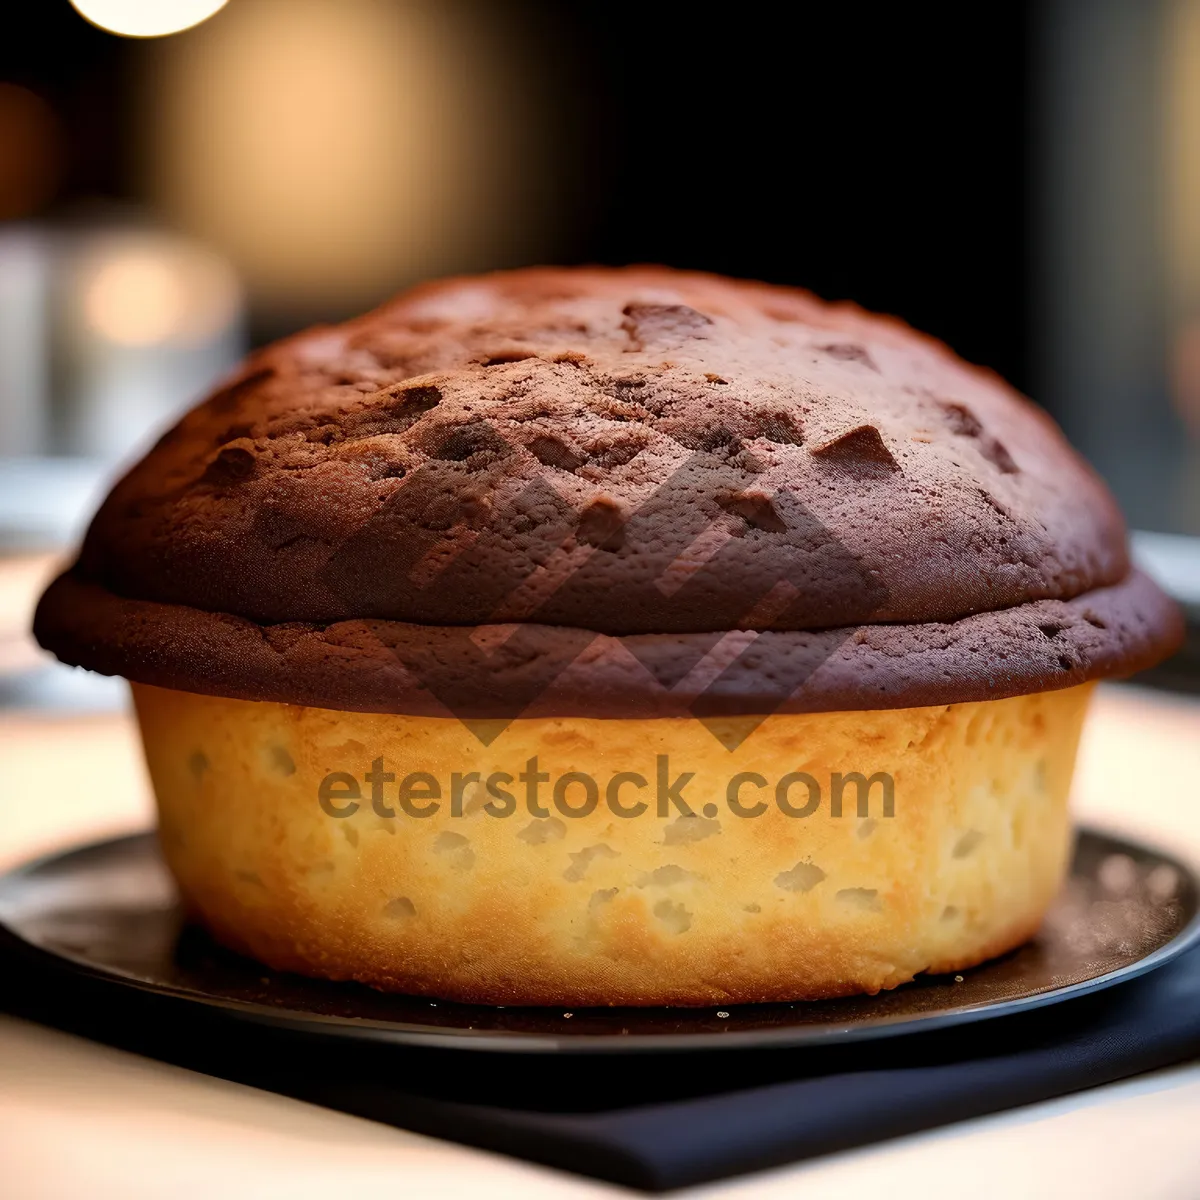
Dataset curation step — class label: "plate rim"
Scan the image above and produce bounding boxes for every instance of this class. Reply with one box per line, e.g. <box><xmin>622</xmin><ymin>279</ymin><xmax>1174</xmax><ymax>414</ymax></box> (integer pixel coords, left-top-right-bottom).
<box><xmin>2</xmin><ymin>825</ymin><xmax>1199</xmax><ymax>1055</ymax></box>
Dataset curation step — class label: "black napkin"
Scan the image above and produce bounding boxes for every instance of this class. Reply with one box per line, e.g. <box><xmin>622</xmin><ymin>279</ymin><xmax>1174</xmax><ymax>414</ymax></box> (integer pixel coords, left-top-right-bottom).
<box><xmin>3</xmin><ymin>932</ymin><xmax>1200</xmax><ymax>1192</ymax></box>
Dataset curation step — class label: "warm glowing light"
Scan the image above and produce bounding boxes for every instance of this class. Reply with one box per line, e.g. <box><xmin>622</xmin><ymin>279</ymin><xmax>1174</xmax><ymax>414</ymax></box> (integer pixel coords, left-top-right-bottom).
<box><xmin>70</xmin><ymin>0</ymin><xmax>228</xmax><ymax>38</ymax></box>
<box><xmin>85</xmin><ymin>255</ymin><xmax>185</xmax><ymax>346</ymax></box>
<box><xmin>79</xmin><ymin>234</ymin><xmax>241</xmax><ymax>348</ymax></box>
<box><xmin>143</xmin><ymin>0</ymin><xmax>558</xmax><ymax>318</ymax></box>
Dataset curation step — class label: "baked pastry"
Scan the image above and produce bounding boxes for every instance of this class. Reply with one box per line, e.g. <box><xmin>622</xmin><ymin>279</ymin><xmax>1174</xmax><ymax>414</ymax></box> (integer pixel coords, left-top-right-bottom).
<box><xmin>35</xmin><ymin>267</ymin><xmax>1182</xmax><ymax>1005</ymax></box>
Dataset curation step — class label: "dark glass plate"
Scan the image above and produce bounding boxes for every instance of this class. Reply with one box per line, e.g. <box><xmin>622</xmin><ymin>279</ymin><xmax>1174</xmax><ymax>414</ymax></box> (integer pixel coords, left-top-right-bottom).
<box><xmin>1</xmin><ymin>827</ymin><xmax>1197</xmax><ymax>1053</ymax></box>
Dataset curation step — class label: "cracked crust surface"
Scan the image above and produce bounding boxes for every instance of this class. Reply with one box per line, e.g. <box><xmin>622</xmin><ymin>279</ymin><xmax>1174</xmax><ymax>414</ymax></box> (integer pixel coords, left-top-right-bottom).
<box><xmin>35</xmin><ymin>265</ymin><xmax>1181</xmax><ymax>710</ymax></box>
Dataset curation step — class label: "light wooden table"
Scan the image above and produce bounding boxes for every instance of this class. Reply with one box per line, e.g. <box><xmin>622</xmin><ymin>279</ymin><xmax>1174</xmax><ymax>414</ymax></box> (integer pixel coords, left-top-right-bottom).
<box><xmin>1</xmin><ymin>679</ymin><xmax>1198</xmax><ymax>1198</ymax></box>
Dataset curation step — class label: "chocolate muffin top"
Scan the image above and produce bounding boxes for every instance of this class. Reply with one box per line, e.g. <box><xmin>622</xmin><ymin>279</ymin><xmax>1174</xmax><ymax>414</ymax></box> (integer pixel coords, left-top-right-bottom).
<box><xmin>36</xmin><ymin>267</ymin><xmax>1181</xmax><ymax>722</ymax></box>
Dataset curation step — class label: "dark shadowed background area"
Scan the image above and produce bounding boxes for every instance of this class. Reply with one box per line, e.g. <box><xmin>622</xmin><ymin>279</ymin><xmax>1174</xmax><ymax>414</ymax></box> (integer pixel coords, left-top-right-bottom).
<box><xmin>0</xmin><ymin>2</ymin><xmax>1035</xmax><ymax>380</ymax></box>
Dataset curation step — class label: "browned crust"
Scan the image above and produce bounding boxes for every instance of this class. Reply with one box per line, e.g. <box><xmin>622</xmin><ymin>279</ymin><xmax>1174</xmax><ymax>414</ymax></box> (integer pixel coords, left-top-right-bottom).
<box><xmin>35</xmin><ymin>266</ymin><xmax>1183</xmax><ymax>718</ymax></box>
<box><xmin>35</xmin><ymin>566</ymin><xmax>1182</xmax><ymax>718</ymax></box>
<box><xmin>194</xmin><ymin>909</ymin><xmax>1048</xmax><ymax>1006</ymax></box>
<box><xmin>63</xmin><ymin>265</ymin><xmax>1134</xmax><ymax>636</ymax></box>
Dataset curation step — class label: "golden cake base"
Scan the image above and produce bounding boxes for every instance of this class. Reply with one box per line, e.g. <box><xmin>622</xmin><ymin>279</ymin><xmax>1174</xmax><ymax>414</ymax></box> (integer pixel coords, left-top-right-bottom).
<box><xmin>132</xmin><ymin>683</ymin><xmax>1093</xmax><ymax>1006</ymax></box>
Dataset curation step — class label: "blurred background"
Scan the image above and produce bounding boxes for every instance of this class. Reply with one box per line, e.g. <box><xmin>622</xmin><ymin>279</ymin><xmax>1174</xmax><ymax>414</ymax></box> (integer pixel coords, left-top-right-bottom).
<box><xmin>0</xmin><ymin>0</ymin><xmax>1198</xmax><ymax>707</ymax></box>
